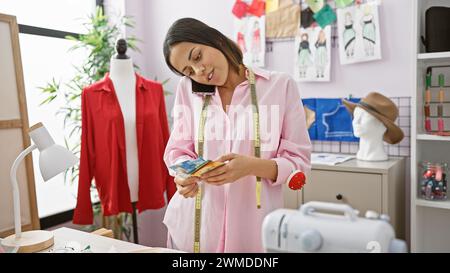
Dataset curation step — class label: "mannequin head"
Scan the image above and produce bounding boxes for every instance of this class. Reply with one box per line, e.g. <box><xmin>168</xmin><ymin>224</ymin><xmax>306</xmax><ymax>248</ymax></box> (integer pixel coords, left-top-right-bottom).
<box><xmin>110</xmin><ymin>39</ymin><xmax>134</xmax><ymax>78</ymax></box>
<box><xmin>352</xmin><ymin>106</ymin><xmax>386</xmax><ymax>138</ymax></box>
<box><xmin>343</xmin><ymin>92</ymin><xmax>404</xmax><ymax>161</ymax></box>
<box><xmin>352</xmin><ymin>107</ymin><xmax>388</xmax><ymax>161</ymax></box>
<box><xmin>115</xmin><ymin>38</ymin><xmax>129</xmax><ymax>59</ymax></box>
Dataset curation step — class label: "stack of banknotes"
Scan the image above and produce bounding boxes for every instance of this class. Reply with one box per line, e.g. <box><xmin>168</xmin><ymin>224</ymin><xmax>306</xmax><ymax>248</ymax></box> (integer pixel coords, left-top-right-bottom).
<box><xmin>169</xmin><ymin>157</ymin><xmax>225</xmax><ymax>179</ymax></box>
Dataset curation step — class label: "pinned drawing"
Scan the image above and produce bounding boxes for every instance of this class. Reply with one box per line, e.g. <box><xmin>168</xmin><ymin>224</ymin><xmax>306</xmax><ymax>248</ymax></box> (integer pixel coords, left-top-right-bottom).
<box><xmin>315</xmin><ymin>29</ymin><xmax>328</xmax><ymax>78</ymax></box>
<box><xmin>251</xmin><ymin>19</ymin><xmax>262</xmax><ymax>64</ymax></box>
<box><xmin>294</xmin><ymin>25</ymin><xmax>331</xmax><ymax>82</ymax></box>
<box><xmin>361</xmin><ymin>4</ymin><xmax>377</xmax><ymax>57</ymax></box>
<box><xmin>343</xmin><ymin>12</ymin><xmax>356</xmax><ymax>58</ymax></box>
<box><xmin>337</xmin><ymin>2</ymin><xmax>381</xmax><ymax>65</ymax></box>
<box><xmin>234</xmin><ymin>15</ymin><xmax>266</xmax><ymax>67</ymax></box>
<box><xmin>237</xmin><ymin>22</ymin><xmax>247</xmax><ymax>54</ymax></box>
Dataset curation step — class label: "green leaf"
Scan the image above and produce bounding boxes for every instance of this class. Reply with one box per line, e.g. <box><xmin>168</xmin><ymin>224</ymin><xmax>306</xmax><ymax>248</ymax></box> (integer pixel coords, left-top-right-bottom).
<box><xmin>39</xmin><ymin>95</ymin><xmax>57</xmax><ymax>106</ymax></box>
<box><xmin>161</xmin><ymin>78</ymin><xmax>170</xmax><ymax>85</ymax></box>
<box><xmin>65</xmin><ymin>35</ymin><xmax>80</xmax><ymax>42</ymax></box>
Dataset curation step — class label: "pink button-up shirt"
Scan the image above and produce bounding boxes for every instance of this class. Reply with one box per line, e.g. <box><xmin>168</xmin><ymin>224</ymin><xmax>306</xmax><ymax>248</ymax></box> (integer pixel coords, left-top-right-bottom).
<box><xmin>163</xmin><ymin>67</ymin><xmax>311</xmax><ymax>253</ymax></box>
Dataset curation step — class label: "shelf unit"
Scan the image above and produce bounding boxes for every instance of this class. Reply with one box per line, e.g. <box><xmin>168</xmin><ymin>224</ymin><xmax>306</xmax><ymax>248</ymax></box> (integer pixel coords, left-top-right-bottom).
<box><xmin>417</xmin><ymin>134</ymin><xmax>450</xmax><ymax>141</ymax></box>
<box><xmin>417</xmin><ymin>51</ymin><xmax>450</xmax><ymax>61</ymax></box>
<box><xmin>411</xmin><ymin>0</ymin><xmax>450</xmax><ymax>252</ymax></box>
<box><xmin>416</xmin><ymin>199</ymin><xmax>450</xmax><ymax>210</ymax></box>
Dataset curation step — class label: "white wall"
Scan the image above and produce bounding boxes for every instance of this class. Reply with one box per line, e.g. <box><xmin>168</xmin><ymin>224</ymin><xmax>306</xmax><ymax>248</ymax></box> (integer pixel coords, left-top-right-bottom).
<box><xmin>125</xmin><ymin>0</ymin><xmax>236</xmax><ymax>111</ymax></box>
<box><xmin>126</xmin><ymin>0</ymin><xmax>414</xmax><ymax>103</ymax></box>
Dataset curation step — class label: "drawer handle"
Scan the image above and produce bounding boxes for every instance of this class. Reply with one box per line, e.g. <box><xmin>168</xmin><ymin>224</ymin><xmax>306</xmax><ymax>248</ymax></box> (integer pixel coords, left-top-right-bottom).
<box><xmin>336</xmin><ymin>194</ymin><xmax>343</xmax><ymax>200</ymax></box>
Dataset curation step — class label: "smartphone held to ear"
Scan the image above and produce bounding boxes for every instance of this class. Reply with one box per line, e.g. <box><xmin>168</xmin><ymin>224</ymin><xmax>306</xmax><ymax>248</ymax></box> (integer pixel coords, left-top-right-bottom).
<box><xmin>191</xmin><ymin>79</ymin><xmax>215</xmax><ymax>94</ymax></box>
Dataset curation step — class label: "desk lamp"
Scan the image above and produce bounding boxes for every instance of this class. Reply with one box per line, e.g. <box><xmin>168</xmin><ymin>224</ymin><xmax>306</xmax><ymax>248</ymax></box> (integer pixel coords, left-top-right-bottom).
<box><xmin>1</xmin><ymin>123</ymin><xmax>78</xmax><ymax>252</ymax></box>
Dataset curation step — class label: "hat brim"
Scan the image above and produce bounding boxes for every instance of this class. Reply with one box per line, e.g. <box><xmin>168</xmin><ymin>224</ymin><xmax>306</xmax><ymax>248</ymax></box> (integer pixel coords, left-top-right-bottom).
<box><xmin>342</xmin><ymin>99</ymin><xmax>404</xmax><ymax>144</ymax></box>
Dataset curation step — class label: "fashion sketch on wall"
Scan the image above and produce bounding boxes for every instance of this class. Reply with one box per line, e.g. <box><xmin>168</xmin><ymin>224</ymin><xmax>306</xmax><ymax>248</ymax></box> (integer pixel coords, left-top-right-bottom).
<box><xmin>294</xmin><ymin>25</ymin><xmax>331</xmax><ymax>82</ymax></box>
<box><xmin>337</xmin><ymin>1</ymin><xmax>381</xmax><ymax>65</ymax></box>
<box><xmin>234</xmin><ymin>15</ymin><xmax>266</xmax><ymax>67</ymax></box>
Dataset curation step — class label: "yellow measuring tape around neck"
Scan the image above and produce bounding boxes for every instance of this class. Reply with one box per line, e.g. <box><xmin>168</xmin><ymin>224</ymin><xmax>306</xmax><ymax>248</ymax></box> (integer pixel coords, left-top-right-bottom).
<box><xmin>193</xmin><ymin>69</ymin><xmax>261</xmax><ymax>253</ymax></box>
<box><xmin>193</xmin><ymin>94</ymin><xmax>210</xmax><ymax>253</ymax></box>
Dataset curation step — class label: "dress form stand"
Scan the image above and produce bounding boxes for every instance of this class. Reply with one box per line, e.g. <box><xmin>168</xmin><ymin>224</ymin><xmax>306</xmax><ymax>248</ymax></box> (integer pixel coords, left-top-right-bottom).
<box><xmin>110</xmin><ymin>38</ymin><xmax>139</xmax><ymax>244</ymax></box>
<box><xmin>131</xmin><ymin>202</ymin><xmax>138</xmax><ymax>244</ymax></box>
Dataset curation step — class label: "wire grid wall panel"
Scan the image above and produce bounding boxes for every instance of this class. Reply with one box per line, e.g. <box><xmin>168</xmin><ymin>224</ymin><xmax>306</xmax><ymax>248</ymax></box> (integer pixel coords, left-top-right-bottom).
<box><xmin>311</xmin><ymin>96</ymin><xmax>411</xmax><ymax>157</ymax></box>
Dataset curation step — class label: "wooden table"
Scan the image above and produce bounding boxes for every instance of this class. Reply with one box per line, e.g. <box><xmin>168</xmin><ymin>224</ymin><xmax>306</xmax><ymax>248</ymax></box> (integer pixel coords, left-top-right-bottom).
<box><xmin>38</xmin><ymin>227</ymin><xmax>182</xmax><ymax>253</ymax></box>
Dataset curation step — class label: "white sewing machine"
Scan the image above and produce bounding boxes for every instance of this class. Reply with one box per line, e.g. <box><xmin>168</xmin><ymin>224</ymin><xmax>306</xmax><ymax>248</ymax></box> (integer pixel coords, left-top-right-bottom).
<box><xmin>262</xmin><ymin>201</ymin><xmax>407</xmax><ymax>253</ymax></box>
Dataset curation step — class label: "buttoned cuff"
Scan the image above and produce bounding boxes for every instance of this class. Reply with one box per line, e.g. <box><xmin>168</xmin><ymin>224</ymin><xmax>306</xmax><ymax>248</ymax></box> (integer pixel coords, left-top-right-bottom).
<box><xmin>270</xmin><ymin>157</ymin><xmax>295</xmax><ymax>187</ymax></box>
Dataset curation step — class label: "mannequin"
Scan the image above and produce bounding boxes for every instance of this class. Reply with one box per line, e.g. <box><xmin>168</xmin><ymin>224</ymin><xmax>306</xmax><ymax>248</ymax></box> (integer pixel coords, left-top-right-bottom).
<box><xmin>109</xmin><ymin>38</ymin><xmax>139</xmax><ymax>242</ymax></box>
<box><xmin>74</xmin><ymin>39</ymin><xmax>176</xmax><ymax>242</ymax></box>
<box><xmin>352</xmin><ymin>106</ymin><xmax>388</xmax><ymax>161</ymax></box>
<box><xmin>110</xmin><ymin>39</ymin><xmax>139</xmax><ymax>202</ymax></box>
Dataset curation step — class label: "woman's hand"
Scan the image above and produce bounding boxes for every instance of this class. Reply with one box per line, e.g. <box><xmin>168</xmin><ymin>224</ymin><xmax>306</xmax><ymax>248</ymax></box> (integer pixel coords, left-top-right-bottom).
<box><xmin>201</xmin><ymin>153</ymin><xmax>256</xmax><ymax>185</ymax></box>
<box><xmin>174</xmin><ymin>175</ymin><xmax>200</xmax><ymax>198</ymax></box>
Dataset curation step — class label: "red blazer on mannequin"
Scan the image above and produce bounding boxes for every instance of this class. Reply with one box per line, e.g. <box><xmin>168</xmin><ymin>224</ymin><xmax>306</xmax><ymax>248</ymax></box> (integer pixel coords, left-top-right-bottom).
<box><xmin>73</xmin><ymin>73</ymin><xmax>176</xmax><ymax>225</ymax></box>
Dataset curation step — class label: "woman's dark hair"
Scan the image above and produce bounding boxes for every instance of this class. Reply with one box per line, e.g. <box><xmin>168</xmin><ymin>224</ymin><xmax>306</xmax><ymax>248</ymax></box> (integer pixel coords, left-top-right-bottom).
<box><xmin>163</xmin><ymin>18</ymin><xmax>243</xmax><ymax>77</ymax></box>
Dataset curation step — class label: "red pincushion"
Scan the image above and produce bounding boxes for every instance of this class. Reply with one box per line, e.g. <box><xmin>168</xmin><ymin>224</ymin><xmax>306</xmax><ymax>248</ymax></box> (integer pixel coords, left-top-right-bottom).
<box><xmin>288</xmin><ymin>170</ymin><xmax>306</xmax><ymax>191</ymax></box>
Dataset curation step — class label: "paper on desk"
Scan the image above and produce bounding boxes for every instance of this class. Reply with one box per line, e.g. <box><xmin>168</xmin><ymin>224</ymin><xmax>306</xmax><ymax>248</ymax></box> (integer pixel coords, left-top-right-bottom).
<box><xmin>107</xmin><ymin>245</ymin><xmax>122</xmax><ymax>253</ymax></box>
<box><xmin>42</xmin><ymin>241</ymin><xmax>93</xmax><ymax>253</ymax></box>
<box><xmin>311</xmin><ymin>153</ymin><xmax>355</xmax><ymax>166</ymax></box>
<box><xmin>127</xmin><ymin>247</ymin><xmax>185</xmax><ymax>253</ymax></box>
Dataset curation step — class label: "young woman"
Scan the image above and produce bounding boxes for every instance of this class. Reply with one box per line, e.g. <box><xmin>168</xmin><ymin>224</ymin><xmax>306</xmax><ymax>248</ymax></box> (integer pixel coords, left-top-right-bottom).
<box><xmin>162</xmin><ymin>18</ymin><xmax>311</xmax><ymax>253</ymax></box>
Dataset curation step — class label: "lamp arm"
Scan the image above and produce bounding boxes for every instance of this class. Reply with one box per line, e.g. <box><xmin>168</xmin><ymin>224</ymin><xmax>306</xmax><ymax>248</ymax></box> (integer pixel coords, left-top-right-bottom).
<box><xmin>10</xmin><ymin>144</ymin><xmax>37</xmax><ymax>238</ymax></box>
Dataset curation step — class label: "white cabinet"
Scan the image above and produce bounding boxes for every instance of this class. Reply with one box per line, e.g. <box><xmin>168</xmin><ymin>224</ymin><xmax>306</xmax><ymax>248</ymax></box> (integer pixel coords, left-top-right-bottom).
<box><xmin>411</xmin><ymin>0</ymin><xmax>450</xmax><ymax>252</ymax></box>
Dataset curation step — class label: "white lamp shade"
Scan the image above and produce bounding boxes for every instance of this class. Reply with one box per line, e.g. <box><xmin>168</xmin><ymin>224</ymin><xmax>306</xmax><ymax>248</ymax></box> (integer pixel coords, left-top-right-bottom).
<box><xmin>28</xmin><ymin>123</ymin><xmax>79</xmax><ymax>181</ymax></box>
<box><xmin>39</xmin><ymin>144</ymin><xmax>78</xmax><ymax>181</ymax></box>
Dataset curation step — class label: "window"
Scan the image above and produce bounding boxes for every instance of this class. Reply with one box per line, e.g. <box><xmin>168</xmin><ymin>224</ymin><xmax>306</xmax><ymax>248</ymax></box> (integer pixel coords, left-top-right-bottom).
<box><xmin>0</xmin><ymin>1</ymin><xmax>99</xmax><ymax>221</ymax></box>
<box><xmin>0</xmin><ymin>0</ymin><xmax>96</xmax><ymax>34</ymax></box>
<box><xmin>20</xmin><ymin>34</ymin><xmax>88</xmax><ymax>218</ymax></box>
